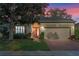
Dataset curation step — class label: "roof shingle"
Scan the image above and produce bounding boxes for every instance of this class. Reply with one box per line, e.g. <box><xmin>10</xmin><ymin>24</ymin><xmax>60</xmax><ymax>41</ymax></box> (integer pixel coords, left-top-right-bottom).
<box><xmin>38</xmin><ymin>16</ymin><xmax>75</xmax><ymax>23</ymax></box>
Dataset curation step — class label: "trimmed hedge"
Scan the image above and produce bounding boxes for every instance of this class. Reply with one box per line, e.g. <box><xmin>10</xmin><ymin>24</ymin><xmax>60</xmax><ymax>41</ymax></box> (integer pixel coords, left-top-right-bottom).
<box><xmin>13</xmin><ymin>33</ymin><xmax>31</xmax><ymax>39</ymax></box>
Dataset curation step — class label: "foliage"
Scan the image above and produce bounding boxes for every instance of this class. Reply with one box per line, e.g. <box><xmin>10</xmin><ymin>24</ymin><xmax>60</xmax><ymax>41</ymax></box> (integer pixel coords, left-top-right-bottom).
<box><xmin>75</xmin><ymin>28</ymin><xmax>79</xmax><ymax>40</ymax></box>
<box><xmin>68</xmin><ymin>28</ymin><xmax>79</xmax><ymax>40</ymax></box>
<box><xmin>0</xmin><ymin>3</ymin><xmax>48</xmax><ymax>24</ymax></box>
<box><xmin>40</xmin><ymin>32</ymin><xmax>44</xmax><ymax>40</ymax></box>
<box><xmin>14</xmin><ymin>33</ymin><xmax>31</xmax><ymax>39</ymax></box>
<box><xmin>0</xmin><ymin>38</ymin><xmax>49</xmax><ymax>51</ymax></box>
<box><xmin>75</xmin><ymin>29</ymin><xmax>79</xmax><ymax>37</ymax></box>
<box><xmin>13</xmin><ymin>33</ymin><xmax>26</xmax><ymax>39</ymax></box>
<box><xmin>26</xmin><ymin>33</ymin><xmax>31</xmax><ymax>38</ymax></box>
<box><xmin>49</xmin><ymin>8</ymin><xmax>72</xmax><ymax>20</ymax></box>
<box><xmin>68</xmin><ymin>35</ymin><xmax>76</xmax><ymax>40</ymax></box>
<box><xmin>0</xmin><ymin>3</ymin><xmax>48</xmax><ymax>40</ymax></box>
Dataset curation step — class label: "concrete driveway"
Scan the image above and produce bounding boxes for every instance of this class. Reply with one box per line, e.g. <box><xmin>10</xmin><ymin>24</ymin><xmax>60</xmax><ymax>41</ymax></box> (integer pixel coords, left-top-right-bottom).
<box><xmin>46</xmin><ymin>39</ymin><xmax>79</xmax><ymax>50</ymax></box>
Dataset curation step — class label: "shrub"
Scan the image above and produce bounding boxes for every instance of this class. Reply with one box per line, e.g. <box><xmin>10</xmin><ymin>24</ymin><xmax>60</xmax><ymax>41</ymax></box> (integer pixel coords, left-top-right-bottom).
<box><xmin>68</xmin><ymin>35</ymin><xmax>76</xmax><ymax>40</ymax></box>
<box><xmin>14</xmin><ymin>33</ymin><xmax>26</xmax><ymax>39</ymax></box>
<box><xmin>75</xmin><ymin>29</ymin><xmax>79</xmax><ymax>40</ymax></box>
<box><xmin>40</xmin><ymin>32</ymin><xmax>44</xmax><ymax>40</ymax></box>
<box><xmin>26</xmin><ymin>33</ymin><xmax>31</xmax><ymax>38</ymax></box>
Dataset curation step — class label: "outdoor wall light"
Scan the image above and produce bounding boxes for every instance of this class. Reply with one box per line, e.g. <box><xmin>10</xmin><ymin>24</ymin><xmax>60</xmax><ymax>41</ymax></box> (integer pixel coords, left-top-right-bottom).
<box><xmin>71</xmin><ymin>26</ymin><xmax>74</xmax><ymax>30</ymax></box>
<box><xmin>40</xmin><ymin>26</ymin><xmax>45</xmax><ymax>32</ymax></box>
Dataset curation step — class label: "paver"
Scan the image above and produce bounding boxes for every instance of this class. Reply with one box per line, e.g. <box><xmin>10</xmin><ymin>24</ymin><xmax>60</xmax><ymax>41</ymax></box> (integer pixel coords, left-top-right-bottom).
<box><xmin>46</xmin><ymin>39</ymin><xmax>79</xmax><ymax>50</ymax></box>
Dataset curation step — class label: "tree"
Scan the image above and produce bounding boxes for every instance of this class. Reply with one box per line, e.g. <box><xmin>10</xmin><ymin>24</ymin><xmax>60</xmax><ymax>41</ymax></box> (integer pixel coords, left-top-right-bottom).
<box><xmin>50</xmin><ymin>8</ymin><xmax>72</xmax><ymax>20</ymax></box>
<box><xmin>0</xmin><ymin>3</ymin><xmax>48</xmax><ymax>40</ymax></box>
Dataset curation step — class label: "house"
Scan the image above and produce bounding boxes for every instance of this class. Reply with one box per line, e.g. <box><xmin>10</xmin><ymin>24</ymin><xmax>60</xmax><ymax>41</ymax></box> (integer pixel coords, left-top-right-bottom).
<box><xmin>75</xmin><ymin>23</ymin><xmax>79</xmax><ymax>29</ymax></box>
<box><xmin>14</xmin><ymin>16</ymin><xmax>75</xmax><ymax>40</ymax></box>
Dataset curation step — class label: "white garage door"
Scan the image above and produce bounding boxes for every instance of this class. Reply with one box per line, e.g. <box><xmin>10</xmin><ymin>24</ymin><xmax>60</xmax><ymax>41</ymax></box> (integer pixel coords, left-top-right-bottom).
<box><xmin>45</xmin><ymin>28</ymin><xmax>70</xmax><ymax>40</ymax></box>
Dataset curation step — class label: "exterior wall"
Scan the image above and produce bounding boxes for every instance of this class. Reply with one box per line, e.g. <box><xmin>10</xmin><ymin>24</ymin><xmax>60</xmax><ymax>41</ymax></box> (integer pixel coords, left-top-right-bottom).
<box><xmin>40</xmin><ymin>23</ymin><xmax>75</xmax><ymax>35</ymax></box>
<box><xmin>26</xmin><ymin>24</ymin><xmax>31</xmax><ymax>34</ymax></box>
<box><xmin>44</xmin><ymin>28</ymin><xmax>70</xmax><ymax>40</ymax></box>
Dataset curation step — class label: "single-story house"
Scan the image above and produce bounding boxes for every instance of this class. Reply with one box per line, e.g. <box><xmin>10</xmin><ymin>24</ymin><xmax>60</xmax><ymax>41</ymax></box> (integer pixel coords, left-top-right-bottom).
<box><xmin>14</xmin><ymin>16</ymin><xmax>75</xmax><ymax>40</ymax></box>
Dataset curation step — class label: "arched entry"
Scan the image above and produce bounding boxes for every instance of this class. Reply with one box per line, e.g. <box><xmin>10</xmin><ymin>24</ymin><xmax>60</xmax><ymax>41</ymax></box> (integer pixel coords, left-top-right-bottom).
<box><xmin>31</xmin><ymin>22</ymin><xmax>40</xmax><ymax>39</ymax></box>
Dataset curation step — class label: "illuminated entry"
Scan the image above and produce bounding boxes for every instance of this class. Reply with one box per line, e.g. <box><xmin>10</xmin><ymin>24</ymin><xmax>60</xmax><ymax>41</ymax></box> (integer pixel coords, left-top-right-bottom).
<box><xmin>32</xmin><ymin>23</ymin><xmax>40</xmax><ymax>38</ymax></box>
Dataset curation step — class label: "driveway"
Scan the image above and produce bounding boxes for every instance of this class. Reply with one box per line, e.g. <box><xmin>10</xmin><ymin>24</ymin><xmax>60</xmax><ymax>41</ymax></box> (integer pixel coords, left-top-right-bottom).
<box><xmin>46</xmin><ymin>39</ymin><xmax>79</xmax><ymax>50</ymax></box>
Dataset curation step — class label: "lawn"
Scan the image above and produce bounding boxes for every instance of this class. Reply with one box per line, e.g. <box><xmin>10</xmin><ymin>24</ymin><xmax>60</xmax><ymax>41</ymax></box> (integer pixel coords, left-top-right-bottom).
<box><xmin>0</xmin><ymin>38</ymin><xmax>49</xmax><ymax>51</ymax></box>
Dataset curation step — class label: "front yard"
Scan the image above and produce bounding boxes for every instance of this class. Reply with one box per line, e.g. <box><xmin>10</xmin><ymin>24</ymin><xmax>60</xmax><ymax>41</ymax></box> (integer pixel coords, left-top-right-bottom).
<box><xmin>0</xmin><ymin>38</ymin><xmax>49</xmax><ymax>51</ymax></box>
<box><xmin>0</xmin><ymin>28</ymin><xmax>79</xmax><ymax>51</ymax></box>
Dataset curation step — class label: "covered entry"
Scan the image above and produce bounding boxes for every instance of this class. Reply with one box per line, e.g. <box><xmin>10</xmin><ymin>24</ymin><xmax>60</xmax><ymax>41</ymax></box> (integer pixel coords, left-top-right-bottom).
<box><xmin>44</xmin><ymin>27</ymin><xmax>71</xmax><ymax>40</ymax></box>
<box><xmin>31</xmin><ymin>16</ymin><xmax>75</xmax><ymax>40</ymax></box>
<box><xmin>31</xmin><ymin>22</ymin><xmax>40</xmax><ymax>39</ymax></box>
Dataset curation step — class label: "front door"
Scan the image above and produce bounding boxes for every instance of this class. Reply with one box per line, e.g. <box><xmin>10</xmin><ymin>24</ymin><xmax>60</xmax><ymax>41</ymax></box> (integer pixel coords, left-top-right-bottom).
<box><xmin>32</xmin><ymin>27</ymin><xmax>40</xmax><ymax>38</ymax></box>
<box><xmin>31</xmin><ymin>22</ymin><xmax>40</xmax><ymax>39</ymax></box>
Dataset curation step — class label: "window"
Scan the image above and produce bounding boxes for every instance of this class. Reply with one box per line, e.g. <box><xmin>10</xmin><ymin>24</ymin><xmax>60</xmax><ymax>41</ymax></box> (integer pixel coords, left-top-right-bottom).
<box><xmin>15</xmin><ymin>26</ymin><xmax>25</xmax><ymax>34</ymax></box>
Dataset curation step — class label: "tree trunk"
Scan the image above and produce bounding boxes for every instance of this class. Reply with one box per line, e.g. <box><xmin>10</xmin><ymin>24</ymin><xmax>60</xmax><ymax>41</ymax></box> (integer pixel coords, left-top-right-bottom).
<box><xmin>9</xmin><ymin>11</ymin><xmax>15</xmax><ymax>40</ymax></box>
<box><xmin>9</xmin><ymin>23</ymin><xmax>14</xmax><ymax>40</ymax></box>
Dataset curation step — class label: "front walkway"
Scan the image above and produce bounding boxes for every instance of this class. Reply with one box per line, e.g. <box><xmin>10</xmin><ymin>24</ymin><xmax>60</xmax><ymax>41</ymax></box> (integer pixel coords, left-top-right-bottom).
<box><xmin>46</xmin><ymin>39</ymin><xmax>79</xmax><ymax>50</ymax></box>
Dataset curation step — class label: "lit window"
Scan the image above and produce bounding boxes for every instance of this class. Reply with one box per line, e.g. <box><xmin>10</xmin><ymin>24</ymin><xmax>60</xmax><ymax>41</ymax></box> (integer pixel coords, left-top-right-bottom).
<box><xmin>15</xmin><ymin>26</ymin><xmax>25</xmax><ymax>34</ymax></box>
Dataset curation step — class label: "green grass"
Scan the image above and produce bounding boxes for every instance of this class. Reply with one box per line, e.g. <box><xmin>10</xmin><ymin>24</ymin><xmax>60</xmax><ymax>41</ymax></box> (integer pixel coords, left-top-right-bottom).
<box><xmin>75</xmin><ymin>28</ymin><xmax>79</xmax><ymax>39</ymax></box>
<box><xmin>0</xmin><ymin>38</ymin><xmax>49</xmax><ymax>51</ymax></box>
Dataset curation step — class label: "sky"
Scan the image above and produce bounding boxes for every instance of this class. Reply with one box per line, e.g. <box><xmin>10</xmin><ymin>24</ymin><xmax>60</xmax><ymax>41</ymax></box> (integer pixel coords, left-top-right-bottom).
<box><xmin>48</xmin><ymin>3</ymin><xmax>79</xmax><ymax>23</ymax></box>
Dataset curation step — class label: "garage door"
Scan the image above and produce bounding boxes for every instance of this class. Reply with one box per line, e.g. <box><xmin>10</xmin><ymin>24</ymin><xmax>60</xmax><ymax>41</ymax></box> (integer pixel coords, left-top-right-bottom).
<box><xmin>44</xmin><ymin>28</ymin><xmax>70</xmax><ymax>40</ymax></box>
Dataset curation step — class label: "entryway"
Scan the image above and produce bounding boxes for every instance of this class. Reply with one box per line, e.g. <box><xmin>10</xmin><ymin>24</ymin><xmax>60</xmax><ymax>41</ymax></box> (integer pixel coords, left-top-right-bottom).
<box><xmin>31</xmin><ymin>22</ymin><xmax>40</xmax><ymax>39</ymax></box>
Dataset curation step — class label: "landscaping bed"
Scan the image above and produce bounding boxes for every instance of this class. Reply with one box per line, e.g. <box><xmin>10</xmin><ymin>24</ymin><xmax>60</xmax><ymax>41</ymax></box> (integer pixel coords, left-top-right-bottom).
<box><xmin>68</xmin><ymin>28</ymin><xmax>79</xmax><ymax>40</ymax></box>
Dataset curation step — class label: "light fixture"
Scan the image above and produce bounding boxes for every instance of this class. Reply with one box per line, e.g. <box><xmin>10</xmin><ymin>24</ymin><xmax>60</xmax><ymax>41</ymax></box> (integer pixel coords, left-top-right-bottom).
<box><xmin>71</xmin><ymin>26</ymin><xmax>74</xmax><ymax>30</ymax></box>
<box><xmin>40</xmin><ymin>26</ymin><xmax>45</xmax><ymax>32</ymax></box>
